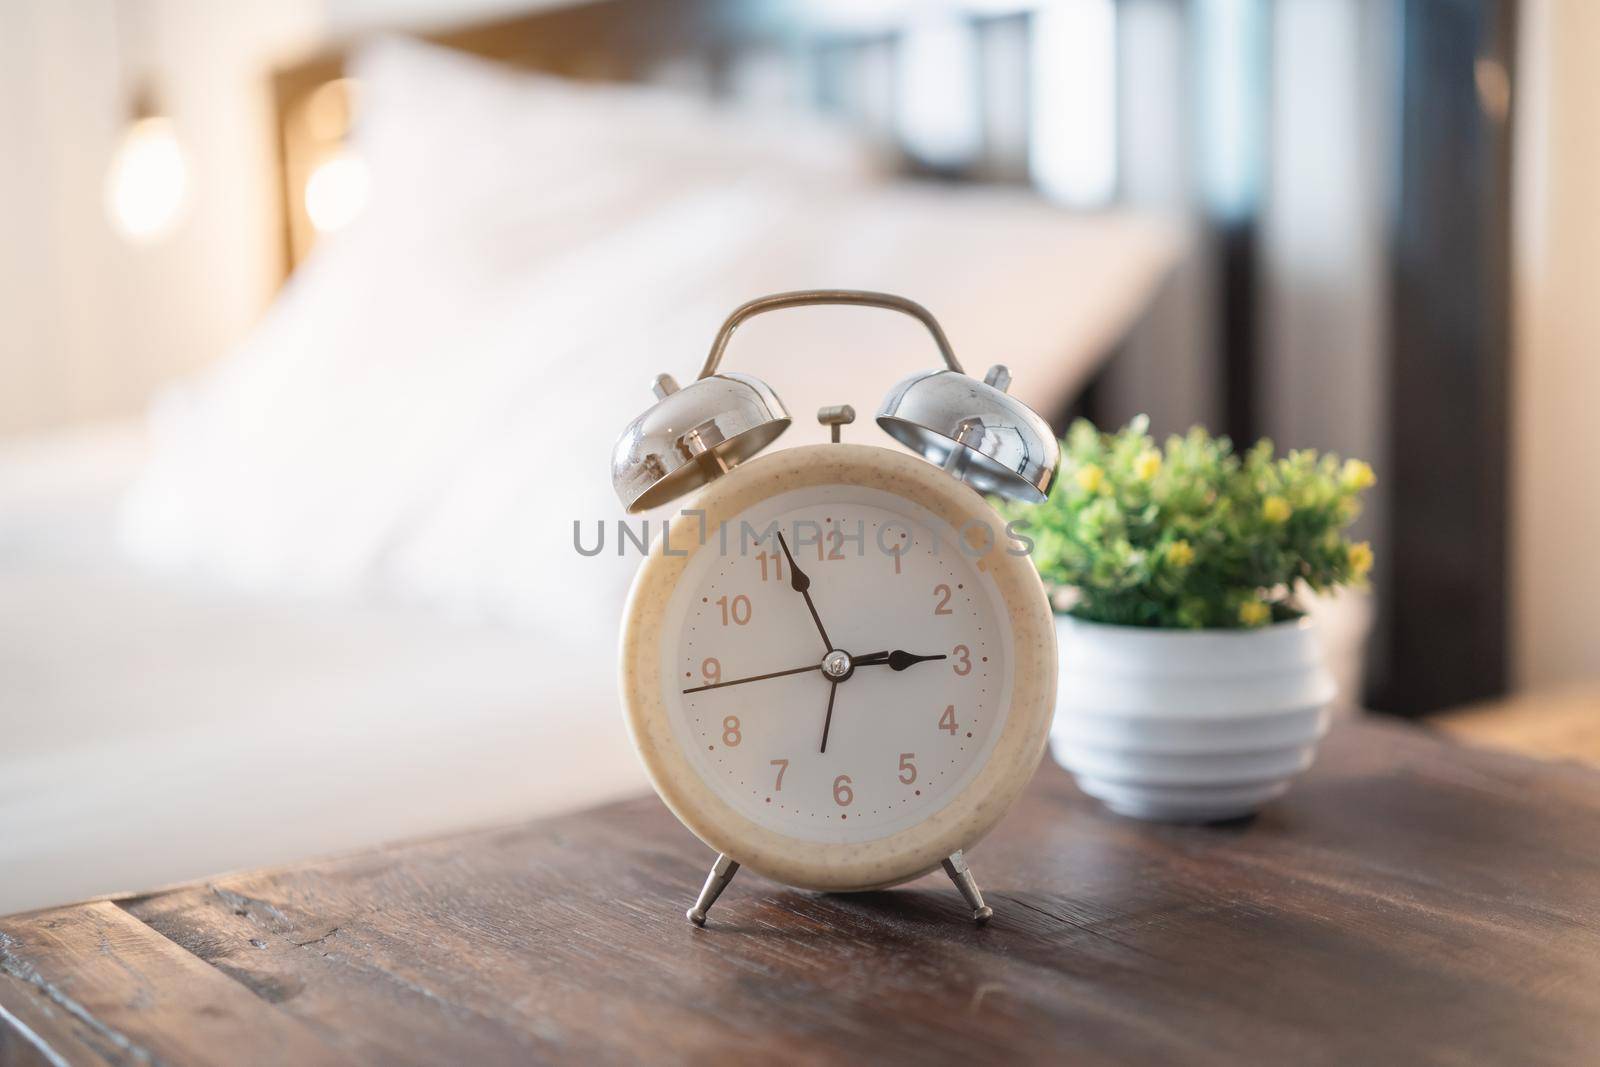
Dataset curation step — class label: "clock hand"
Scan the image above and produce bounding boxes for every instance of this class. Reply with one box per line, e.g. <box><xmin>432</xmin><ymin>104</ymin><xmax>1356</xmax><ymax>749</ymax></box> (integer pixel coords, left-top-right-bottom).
<box><xmin>683</xmin><ymin>650</ymin><xmax>890</xmax><ymax>696</ymax></box>
<box><xmin>819</xmin><ymin>680</ymin><xmax>839</xmax><ymax>754</ymax></box>
<box><xmin>815</xmin><ymin>650</ymin><xmax>939</xmax><ymax>751</ymax></box>
<box><xmin>683</xmin><ymin>663</ymin><xmax>822</xmax><ymax>695</ymax></box>
<box><xmin>775</xmin><ymin>530</ymin><xmax>833</xmax><ymax>652</ymax></box>
<box><xmin>854</xmin><ymin>650</ymin><xmax>949</xmax><ymax>671</ymax></box>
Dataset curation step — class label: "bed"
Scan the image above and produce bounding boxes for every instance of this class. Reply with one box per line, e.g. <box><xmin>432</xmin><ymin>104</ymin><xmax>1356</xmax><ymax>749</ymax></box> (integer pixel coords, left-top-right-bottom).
<box><xmin>0</xmin><ymin>1</ymin><xmax>1183</xmax><ymax>915</ymax></box>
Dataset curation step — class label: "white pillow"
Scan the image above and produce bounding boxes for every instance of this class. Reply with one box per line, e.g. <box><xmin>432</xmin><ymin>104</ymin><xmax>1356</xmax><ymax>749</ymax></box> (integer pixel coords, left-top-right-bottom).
<box><xmin>120</xmin><ymin>38</ymin><xmax>1181</xmax><ymax>642</ymax></box>
<box><xmin>351</xmin><ymin>36</ymin><xmax>890</xmax><ymax>289</ymax></box>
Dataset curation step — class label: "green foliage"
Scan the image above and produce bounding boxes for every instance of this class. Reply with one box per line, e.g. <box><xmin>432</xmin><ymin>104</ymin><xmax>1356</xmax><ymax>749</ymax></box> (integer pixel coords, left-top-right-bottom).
<box><xmin>1001</xmin><ymin>416</ymin><xmax>1377</xmax><ymax>629</ymax></box>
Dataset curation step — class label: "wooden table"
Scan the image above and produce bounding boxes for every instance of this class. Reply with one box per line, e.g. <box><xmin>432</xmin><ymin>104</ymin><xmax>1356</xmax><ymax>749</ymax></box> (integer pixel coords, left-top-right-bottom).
<box><xmin>3</xmin><ymin>717</ymin><xmax>1598</xmax><ymax>1066</ymax></box>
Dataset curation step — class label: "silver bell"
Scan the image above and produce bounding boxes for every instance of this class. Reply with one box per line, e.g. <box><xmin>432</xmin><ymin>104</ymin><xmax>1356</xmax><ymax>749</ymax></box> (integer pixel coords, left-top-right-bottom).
<box><xmin>878</xmin><ymin>363</ymin><xmax>1059</xmax><ymax>503</ymax></box>
<box><xmin>611</xmin><ymin>371</ymin><xmax>789</xmax><ymax>512</ymax></box>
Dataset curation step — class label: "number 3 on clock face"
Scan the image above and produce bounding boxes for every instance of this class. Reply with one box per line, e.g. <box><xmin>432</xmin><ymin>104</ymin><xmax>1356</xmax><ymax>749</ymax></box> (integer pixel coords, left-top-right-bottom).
<box><xmin>621</xmin><ymin>444</ymin><xmax>1056</xmax><ymax>893</ymax></box>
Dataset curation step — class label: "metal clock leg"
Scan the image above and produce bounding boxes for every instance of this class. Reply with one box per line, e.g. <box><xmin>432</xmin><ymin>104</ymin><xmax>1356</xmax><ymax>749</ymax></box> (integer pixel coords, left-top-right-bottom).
<box><xmin>942</xmin><ymin>850</ymin><xmax>994</xmax><ymax>925</ymax></box>
<box><xmin>687</xmin><ymin>853</ymin><xmax>740</xmax><ymax>926</ymax></box>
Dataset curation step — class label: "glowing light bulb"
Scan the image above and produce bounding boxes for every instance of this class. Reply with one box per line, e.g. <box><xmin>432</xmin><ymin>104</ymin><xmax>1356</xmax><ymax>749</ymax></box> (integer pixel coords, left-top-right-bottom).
<box><xmin>105</xmin><ymin>116</ymin><xmax>189</xmax><ymax>243</ymax></box>
<box><xmin>304</xmin><ymin>150</ymin><xmax>370</xmax><ymax>234</ymax></box>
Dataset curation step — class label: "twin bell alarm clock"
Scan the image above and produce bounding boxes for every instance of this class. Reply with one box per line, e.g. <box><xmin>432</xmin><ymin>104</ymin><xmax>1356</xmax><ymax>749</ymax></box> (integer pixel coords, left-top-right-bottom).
<box><xmin>611</xmin><ymin>290</ymin><xmax>1060</xmax><ymax>926</ymax></box>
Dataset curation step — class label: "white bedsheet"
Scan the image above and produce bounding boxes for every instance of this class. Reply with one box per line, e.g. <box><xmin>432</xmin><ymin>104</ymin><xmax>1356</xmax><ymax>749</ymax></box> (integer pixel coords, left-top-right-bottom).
<box><xmin>0</xmin><ymin>424</ymin><xmax>644</xmax><ymax>915</ymax></box>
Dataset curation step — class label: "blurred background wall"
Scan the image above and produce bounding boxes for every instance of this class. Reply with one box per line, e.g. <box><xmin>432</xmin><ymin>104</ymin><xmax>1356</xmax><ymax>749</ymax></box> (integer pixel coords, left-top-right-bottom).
<box><xmin>1512</xmin><ymin>0</ymin><xmax>1600</xmax><ymax>691</ymax></box>
<box><xmin>0</xmin><ymin>0</ymin><xmax>322</xmax><ymax>436</ymax></box>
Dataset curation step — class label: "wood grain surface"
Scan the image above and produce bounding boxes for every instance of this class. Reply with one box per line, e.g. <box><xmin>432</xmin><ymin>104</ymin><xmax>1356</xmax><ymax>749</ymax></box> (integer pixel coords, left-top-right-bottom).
<box><xmin>4</xmin><ymin>717</ymin><xmax>1599</xmax><ymax>1066</ymax></box>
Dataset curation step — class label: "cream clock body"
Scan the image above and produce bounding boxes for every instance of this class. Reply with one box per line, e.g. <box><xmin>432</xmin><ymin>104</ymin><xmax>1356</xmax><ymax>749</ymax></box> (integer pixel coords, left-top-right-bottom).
<box><xmin>610</xmin><ymin>289</ymin><xmax>1060</xmax><ymax>925</ymax></box>
<box><xmin>621</xmin><ymin>445</ymin><xmax>1055</xmax><ymax>899</ymax></box>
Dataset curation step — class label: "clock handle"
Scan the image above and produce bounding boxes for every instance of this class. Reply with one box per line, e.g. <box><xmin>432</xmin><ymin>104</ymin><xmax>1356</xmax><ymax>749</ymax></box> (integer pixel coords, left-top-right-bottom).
<box><xmin>698</xmin><ymin>289</ymin><xmax>964</xmax><ymax>380</ymax></box>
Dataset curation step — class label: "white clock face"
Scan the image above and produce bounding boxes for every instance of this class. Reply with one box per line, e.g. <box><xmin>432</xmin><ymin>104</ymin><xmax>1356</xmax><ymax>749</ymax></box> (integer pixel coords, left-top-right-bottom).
<box><xmin>660</xmin><ymin>484</ymin><xmax>1014</xmax><ymax>845</ymax></box>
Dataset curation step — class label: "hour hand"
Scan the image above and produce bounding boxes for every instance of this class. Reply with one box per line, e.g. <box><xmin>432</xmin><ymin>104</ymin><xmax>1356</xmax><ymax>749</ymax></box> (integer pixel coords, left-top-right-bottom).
<box><xmin>782</xmin><ymin>537</ymin><xmax>811</xmax><ymax>594</ymax></box>
<box><xmin>775</xmin><ymin>531</ymin><xmax>833</xmax><ymax>652</ymax></box>
<box><xmin>855</xmin><ymin>650</ymin><xmax>948</xmax><ymax>671</ymax></box>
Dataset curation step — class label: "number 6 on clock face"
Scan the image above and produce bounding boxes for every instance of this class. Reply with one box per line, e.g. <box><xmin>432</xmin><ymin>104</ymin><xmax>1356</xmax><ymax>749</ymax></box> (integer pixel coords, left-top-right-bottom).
<box><xmin>621</xmin><ymin>445</ymin><xmax>1056</xmax><ymax>894</ymax></box>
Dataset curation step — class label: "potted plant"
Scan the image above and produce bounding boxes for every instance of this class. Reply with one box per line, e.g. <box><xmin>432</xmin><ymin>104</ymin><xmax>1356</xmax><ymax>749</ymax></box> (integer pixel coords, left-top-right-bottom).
<box><xmin>1001</xmin><ymin>416</ymin><xmax>1377</xmax><ymax>822</ymax></box>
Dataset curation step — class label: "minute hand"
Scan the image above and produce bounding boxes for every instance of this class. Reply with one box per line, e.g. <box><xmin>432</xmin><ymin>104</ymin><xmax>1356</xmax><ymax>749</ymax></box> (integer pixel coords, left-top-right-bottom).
<box><xmin>854</xmin><ymin>650</ymin><xmax>948</xmax><ymax>671</ymax></box>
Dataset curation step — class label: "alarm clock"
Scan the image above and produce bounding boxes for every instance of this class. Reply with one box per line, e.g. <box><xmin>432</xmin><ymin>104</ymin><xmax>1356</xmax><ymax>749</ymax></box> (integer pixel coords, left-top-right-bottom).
<box><xmin>612</xmin><ymin>290</ymin><xmax>1059</xmax><ymax>926</ymax></box>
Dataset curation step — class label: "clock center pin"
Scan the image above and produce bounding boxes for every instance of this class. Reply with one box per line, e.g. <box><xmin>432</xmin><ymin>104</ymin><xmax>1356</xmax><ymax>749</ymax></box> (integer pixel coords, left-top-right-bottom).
<box><xmin>821</xmin><ymin>649</ymin><xmax>853</xmax><ymax>681</ymax></box>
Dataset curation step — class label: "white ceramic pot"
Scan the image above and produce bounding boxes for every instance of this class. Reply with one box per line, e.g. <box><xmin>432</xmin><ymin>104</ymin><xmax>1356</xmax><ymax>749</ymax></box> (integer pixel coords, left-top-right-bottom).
<box><xmin>1050</xmin><ymin>615</ymin><xmax>1336</xmax><ymax>823</ymax></box>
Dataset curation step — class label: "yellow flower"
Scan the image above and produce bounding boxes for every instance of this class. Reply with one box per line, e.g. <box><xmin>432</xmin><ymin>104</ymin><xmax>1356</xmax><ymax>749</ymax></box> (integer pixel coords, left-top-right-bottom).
<box><xmin>1165</xmin><ymin>539</ymin><xmax>1195</xmax><ymax>568</ymax></box>
<box><xmin>1238</xmin><ymin>600</ymin><xmax>1271</xmax><ymax>627</ymax></box>
<box><xmin>1342</xmin><ymin>459</ymin><xmax>1377</xmax><ymax>491</ymax></box>
<box><xmin>1262</xmin><ymin>495</ymin><xmax>1293</xmax><ymax>524</ymax></box>
<box><xmin>1075</xmin><ymin>463</ymin><xmax>1104</xmax><ymax>493</ymax></box>
<box><xmin>1134</xmin><ymin>450</ymin><xmax>1162</xmax><ymax>481</ymax></box>
<box><xmin>1348</xmin><ymin>540</ymin><xmax>1374</xmax><ymax>577</ymax></box>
